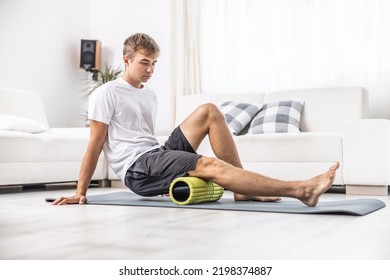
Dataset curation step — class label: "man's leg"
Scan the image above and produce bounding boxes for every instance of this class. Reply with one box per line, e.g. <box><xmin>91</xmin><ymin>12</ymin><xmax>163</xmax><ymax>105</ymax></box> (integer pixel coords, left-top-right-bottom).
<box><xmin>189</xmin><ymin>157</ymin><xmax>339</xmax><ymax>207</ymax></box>
<box><xmin>180</xmin><ymin>103</ymin><xmax>266</xmax><ymax>201</ymax></box>
<box><xmin>180</xmin><ymin>103</ymin><xmax>242</xmax><ymax>167</ymax></box>
<box><xmin>180</xmin><ymin>103</ymin><xmax>339</xmax><ymax>206</ymax></box>
<box><xmin>180</xmin><ymin>103</ymin><xmax>280</xmax><ymax>201</ymax></box>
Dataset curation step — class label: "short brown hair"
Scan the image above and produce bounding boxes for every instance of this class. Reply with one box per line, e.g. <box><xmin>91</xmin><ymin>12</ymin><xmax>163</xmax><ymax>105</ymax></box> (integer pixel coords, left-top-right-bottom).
<box><xmin>123</xmin><ymin>33</ymin><xmax>160</xmax><ymax>61</ymax></box>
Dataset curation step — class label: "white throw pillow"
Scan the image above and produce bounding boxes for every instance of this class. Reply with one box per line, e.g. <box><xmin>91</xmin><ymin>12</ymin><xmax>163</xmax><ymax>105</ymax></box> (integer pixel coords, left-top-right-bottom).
<box><xmin>249</xmin><ymin>100</ymin><xmax>304</xmax><ymax>134</ymax></box>
<box><xmin>0</xmin><ymin>114</ymin><xmax>47</xmax><ymax>133</ymax></box>
<box><xmin>219</xmin><ymin>101</ymin><xmax>263</xmax><ymax>135</ymax></box>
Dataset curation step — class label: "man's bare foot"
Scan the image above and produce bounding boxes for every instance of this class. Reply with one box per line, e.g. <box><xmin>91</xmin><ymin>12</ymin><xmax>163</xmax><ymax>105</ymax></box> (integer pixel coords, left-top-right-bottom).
<box><xmin>234</xmin><ymin>193</ymin><xmax>281</xmax><ymax>202</ymax></box>
<box><xmin>299</xmin><ymin>162</ymin><xmax>340</xmax><ymax>207</ymax></box>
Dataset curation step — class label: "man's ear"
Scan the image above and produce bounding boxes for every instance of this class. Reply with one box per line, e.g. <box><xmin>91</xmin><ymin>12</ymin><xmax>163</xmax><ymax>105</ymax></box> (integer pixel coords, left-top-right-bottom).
<box><xmin>123</xmin><ymin>55</ymin><xmax>129</xmax><ymax>65</ymax></box>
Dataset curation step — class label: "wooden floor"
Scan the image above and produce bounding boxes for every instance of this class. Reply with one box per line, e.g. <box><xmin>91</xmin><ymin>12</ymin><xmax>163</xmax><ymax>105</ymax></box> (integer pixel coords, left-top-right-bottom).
<box><xmin>0</xmin><ymin>185</ymin><xmax>389</xmax><ymax>260</ymax></box>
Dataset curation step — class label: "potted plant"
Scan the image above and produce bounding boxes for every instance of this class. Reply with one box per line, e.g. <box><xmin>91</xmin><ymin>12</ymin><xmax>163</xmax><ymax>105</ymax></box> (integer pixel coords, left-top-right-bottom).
<box><xmin>83</xmin><ymin>64</ymin><xmax>122</xmax><ymax>98</ymax></box>
<box><xmin>82</xmin><ymin>64</ymin><xmax>122</xmax><ymax>125</ymax></box>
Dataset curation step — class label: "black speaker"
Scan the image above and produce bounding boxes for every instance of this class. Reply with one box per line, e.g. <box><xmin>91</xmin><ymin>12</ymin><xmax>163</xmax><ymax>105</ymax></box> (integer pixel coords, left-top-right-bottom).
<box><xmin>80</xmin><ymin>39</ymin><xmax>101</xmax><ymax>72</ymax></box>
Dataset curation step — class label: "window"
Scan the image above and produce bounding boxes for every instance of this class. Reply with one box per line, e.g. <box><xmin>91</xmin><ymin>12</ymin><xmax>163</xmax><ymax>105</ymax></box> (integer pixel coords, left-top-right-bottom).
<box><xmin>201</xmin><ymin>0</ymin><xmax>390</xmax><ymax>98</ymax></box>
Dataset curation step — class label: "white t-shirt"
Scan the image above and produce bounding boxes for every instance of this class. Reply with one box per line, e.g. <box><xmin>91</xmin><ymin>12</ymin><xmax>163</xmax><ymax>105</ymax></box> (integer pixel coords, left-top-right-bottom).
<box><xmin>88</xmin><ymin>77</ymin><xmax>162</xmax><ymax>182</ymax></box>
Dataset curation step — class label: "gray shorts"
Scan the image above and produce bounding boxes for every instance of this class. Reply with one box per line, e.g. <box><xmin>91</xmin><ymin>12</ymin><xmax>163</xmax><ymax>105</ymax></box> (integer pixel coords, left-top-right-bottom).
<box><xmin>124</xmin><ymin>126</ymin><xmax>201</xmax><ymax>196</ymax></box>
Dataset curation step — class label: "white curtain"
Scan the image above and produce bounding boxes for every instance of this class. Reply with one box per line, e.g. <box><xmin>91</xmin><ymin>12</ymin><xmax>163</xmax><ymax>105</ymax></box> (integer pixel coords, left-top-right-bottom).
<box><xmin>173</xmin><ymin>0</ymin><xmax>204</xmax><ymax>98</ymax></box>
<box><xmin>200</xmin><ymin>0</ymin><xmax>390</xmax><ymax>118</ymax></box>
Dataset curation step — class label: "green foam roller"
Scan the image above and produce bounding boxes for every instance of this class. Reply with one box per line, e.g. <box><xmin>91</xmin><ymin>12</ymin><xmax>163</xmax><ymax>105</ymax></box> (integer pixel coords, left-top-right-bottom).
<box><xmin>169</xmin><ymin>177</ymin><xmax>224</xmax><ymax>205</ymax></box>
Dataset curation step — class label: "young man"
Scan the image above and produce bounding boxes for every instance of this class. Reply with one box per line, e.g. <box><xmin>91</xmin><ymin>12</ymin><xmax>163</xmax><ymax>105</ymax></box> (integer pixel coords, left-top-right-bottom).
<box><xmin>53</xmin><ymin>33</ymin><xmax>339</xmax><ymax>207</ymax></box>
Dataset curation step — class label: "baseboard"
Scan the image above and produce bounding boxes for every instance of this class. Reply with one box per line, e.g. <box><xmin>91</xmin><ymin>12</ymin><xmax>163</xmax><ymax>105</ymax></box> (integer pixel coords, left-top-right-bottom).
<box><xmin>327</xmin><ymin>185</ymin><xmax>345</xmax><ymax>194</ymax></box>
<box><xmin>346</xmin><ymin>185</ymin><xmax>389</xmax><ymax>196</ymax></box>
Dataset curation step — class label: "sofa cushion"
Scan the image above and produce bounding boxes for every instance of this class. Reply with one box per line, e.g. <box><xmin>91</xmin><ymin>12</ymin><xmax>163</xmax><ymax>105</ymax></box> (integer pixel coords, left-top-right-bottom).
<box><xmin>263</xmin><ymin>87</ymin><xmax>368</xmax><ymax>133</ymax></box>
<box><xmin>0</xmin><ymin>128</ymin><xmax>97</xmax><ymax>162</ymax></box>
<box><xmin>249</xmin><ymin>100</ymin><xmax>304</xmax><ymax>134</ymax></box>
<box><xmin>196</xmin><ymin>132</ymin><xmax>342</xmax><ymax>163</ymax></box>
<box><xmin>0</xmin><ymin>88</ymin><xmax>50</xmax><ymax>130</ymax></box>
<box><xmin>0</xmin><ymin>128</ymin><xmax>108</xmax><ymax>185</ymax></box>
<box><xmin>219</xmin><ymin>101</ymin><xmax>262</xmax><ymax>135</ymax></box>
<box><xmin>0</xmin><ymin>114</ymin><xmax>48</xmax><ymax>133</ymax></box>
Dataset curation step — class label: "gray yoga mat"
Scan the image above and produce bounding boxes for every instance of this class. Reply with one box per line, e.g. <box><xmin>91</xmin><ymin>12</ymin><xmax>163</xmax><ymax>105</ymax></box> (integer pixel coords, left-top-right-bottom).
<box><xmin>86</xmin><ymin>191</ymin><xmax>386</xmax><ymax>216</ymax></box>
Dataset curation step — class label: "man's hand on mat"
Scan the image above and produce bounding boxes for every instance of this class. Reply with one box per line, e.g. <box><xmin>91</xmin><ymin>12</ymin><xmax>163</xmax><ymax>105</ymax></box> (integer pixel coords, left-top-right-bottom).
<box><xmin>52</xmin><ymin>193</ymin><xmax>87</xmax><ymax>205</ymax></box>
<box><xmin>234</xmin><ymin>193</ymin><xmax>281</xmax><ymax>202</ymax></box>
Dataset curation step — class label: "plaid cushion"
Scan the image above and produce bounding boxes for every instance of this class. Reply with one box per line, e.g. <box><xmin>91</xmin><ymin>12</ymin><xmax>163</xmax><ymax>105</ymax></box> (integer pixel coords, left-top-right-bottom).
<box><xmin>219</xmin><ymin>101</ymin><xmax>263</xmax><ymax>135</ymax></box>
<box><xmin>249</xmin><ymin>100</ymin><xmax>304</xmax><ymax>134</ymax></box>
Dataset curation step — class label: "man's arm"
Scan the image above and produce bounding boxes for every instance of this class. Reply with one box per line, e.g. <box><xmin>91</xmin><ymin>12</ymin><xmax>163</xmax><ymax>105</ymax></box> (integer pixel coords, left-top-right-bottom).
<box><xmin>52</xmin><ymin>120</ymin><xmax>108</xmax><ymax>205</ymax></box>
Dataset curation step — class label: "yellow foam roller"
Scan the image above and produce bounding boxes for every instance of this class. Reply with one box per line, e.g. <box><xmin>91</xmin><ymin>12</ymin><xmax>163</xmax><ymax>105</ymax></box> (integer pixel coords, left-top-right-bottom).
<box><xmin>169</xmin><ymin>177</ymin><xmax>224</xmax><ymax>205</ymax></box>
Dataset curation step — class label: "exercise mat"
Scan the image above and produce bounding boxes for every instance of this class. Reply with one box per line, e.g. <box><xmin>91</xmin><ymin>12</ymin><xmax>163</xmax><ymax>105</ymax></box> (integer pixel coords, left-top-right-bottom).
<box><xmin>86</xmin><ymin>191</ymin><xmax>386</xmax><ymax>216</ymax></box>
<box><xmin>169</xmin><ymin>177</ymin><xmax>224</xmax><ymax>205</ymax></box>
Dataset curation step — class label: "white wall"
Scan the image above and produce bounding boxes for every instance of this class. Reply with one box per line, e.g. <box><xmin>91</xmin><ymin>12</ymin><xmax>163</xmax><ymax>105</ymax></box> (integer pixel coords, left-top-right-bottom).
<box><xmin>89</xmin><ymin>0</ymin><xmax>174</xmax><ymax>131</ymax></box>
<box><xmin>1</xmin><ymin>0</ymin><xmax>388</xmax><ymax>129</ymax></box>
<box><xmin>0</xmin><ymin>0</ymin><xmax>90</xmax><ymax>127</ymax></box>
<box><xmin>0</xmin><ymin>0</ymin><xmax>175</xmax><ymax>130</ymax></box>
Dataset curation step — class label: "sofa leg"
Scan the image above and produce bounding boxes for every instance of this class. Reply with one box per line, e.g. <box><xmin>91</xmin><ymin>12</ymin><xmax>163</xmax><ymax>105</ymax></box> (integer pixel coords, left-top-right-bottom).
<box><xmin>111</xmin><ymin>180</ymin><xmax>126</xmax><ymax>188</ymax></box>
<box><xmin>98</xmin><ymin>179</ymin><xmax>111</xmax><ymax>188</ymax></box>
<box><xmin>346</xmin><ymin>185</ymin><xmax>389</xmax><ymax>196</ymax></box>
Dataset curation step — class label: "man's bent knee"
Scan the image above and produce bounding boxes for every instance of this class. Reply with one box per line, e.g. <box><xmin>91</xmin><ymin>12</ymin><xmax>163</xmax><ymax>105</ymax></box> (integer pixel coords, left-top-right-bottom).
<box><xmin>197</xmin><ymin>103</ymin><xmax>224</xmax><ymax>121</ymax></box>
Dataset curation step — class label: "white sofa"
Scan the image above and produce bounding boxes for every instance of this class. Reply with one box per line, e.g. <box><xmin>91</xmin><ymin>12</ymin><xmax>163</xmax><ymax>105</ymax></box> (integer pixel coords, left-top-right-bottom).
<box><xmin>172</xmin><ymin>87</ymin><xmax>390</xmax><ymax>196</ymax></box>
<box><xmin>1</xmin><ymin>86</ymin><xmax>389</xmax><ymax>195</ymax></box>
<box><xmin>0</xmin><ymin>88</ymin><xmax>108</xmax><ymax>187</ymax></box>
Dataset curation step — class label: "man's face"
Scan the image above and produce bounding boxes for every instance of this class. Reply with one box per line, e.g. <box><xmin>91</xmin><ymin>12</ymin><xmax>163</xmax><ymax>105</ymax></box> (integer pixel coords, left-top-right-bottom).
<box><xmin>124</xmin><ymin>50</ymin><xmax>158</xmax><ymax>87</ymax></box>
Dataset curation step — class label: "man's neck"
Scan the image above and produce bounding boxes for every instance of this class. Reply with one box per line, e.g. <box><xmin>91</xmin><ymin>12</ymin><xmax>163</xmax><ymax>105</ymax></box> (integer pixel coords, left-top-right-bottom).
<box><xmin>122</xmin><ymin>75</ymin><xmax>143</xmax><ymax>88</ymax></box>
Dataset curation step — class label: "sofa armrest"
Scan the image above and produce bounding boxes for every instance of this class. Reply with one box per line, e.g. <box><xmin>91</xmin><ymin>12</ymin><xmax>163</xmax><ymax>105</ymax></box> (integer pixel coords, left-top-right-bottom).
<box><xmin>343</xmin><ymin>119</ymin><xmax>390</xmax><ymax>195</ymax></box>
